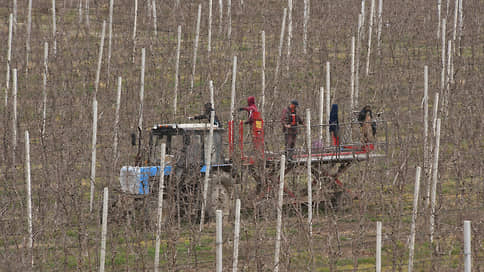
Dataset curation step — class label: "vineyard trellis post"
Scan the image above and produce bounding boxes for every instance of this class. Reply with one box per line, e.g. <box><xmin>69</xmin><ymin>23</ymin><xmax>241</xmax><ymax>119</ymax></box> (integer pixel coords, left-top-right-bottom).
<box><xmin>286</xmin><ymin>0</ymin><xmax>293</xmax><ymax>72</ymax></box>
<box><xmin>325</xmin><ymin>62</ymin><xmax>330</xmax><ymax>146</ymax></box>
<box><xmin>306</xmin><ymin>108</ymin><xmax>312</xmax><ymax>237</ymax></box>
<box><xmin>138</xmin><ymin>48</ymin><xmax>145</xmax><ymax>132</ymax></box>
<box><xmin>200</xmin><ymin>111</ymin><xmax>215</xmax><ymax>231</ymax></box>
<box><xmin>107</xmin><ymin>0</ymin><xmax>114</xmax><ymax>79</ymax></box>
<box><xmin>408</xmin><ymin>166</ymin><xmax>421</xmax><ymax>272</ymax></box>
<box><xmin>355</xmin><ymin>14</ymin><xmax>362</xmax><ymax>109</ymax></box>
<box><xmin>376</xmin><ymin>0</ymin><xmax>383</xmax><ymax>56</ymax></box>
<box><xmin>230</xmin><ymin>56</ymin><xmax>237</xmax><ymax>121</ymax></box>
<box><xmin>25</xmin><ymin>131</ymin><xmax>33</xmax><ymax>267</ymax></box>
<box><xmin>216</xmin><ymin>209</ymin><xmax>223</xmax><ymax>272</ymax></box>
<box><xmin>12</xmin><ymin>68</ymin><xmax>18</xmax><ymax>165</ymax></box>
<box><xmin>94</xmin><ymin>21</ymin><xmax>106</xmax><ymax>100</ymax></box>
<box><xmin>376</xmin><ymin>221</ymin><xmax>382</xmax><ymax>272</ymax></box>
<box><xmin>423</xmin><ymin>66</ymin><xmax>429</xmax><ymax>207</ymax></box>
<box><xmin>303</xmin><ymin>0</ymin><xmax>309</xmax><ymax>55</ymax></box>
<box><xmin>274</xmin><ymin>154</ymin><xmax>286</xmax><ymax>272</ymax></box>
<box><xmin>99</xmin><ymin>187</ymin><xmax>109</xmax><ymax>272</ymax></box>
<box><xmin>89</xmin><ymin>99</ymin><xmax>98</xmax><ymax>213</ymax></box>
<box><xmin>26</xmin><ymin>0</ymin><xmax>32</xmax><ymax>77</ymax></box>
<box><xmin>42</xmin><ymin>42</ymin><xmax>49</xmax><ymax>140</ymax></box>
<box><xmin>430</xmin><ymin>118</ymin><xmax>441</xmax><ymax>243</ymax></box>
<box><xmin>274</xmin><ymin>8</ymin><xmax>287</xmax><ymax>96</ymax></box>
<box><xmin>232</xmin><ymin>198</ymin><xmax>241</xmax><ymax>272</ymax></box>
<box><xmin>154</xmin><ymin>143</ymin><xmax>166</xmax><ymax>272</ymax></box>
<box><xmin>261</xmin><ymin>31</ymin><xmax>265</xmax><ymax>117</ymax></box>
<box><xmin>463</xmin><ymin>220</ymin><xmax>471</xmax><ymax>272</ymax></box>
<box><xmin>365</xmin><ymin>0</ymin><xmax>375</xmax><ymax>76</ymax></box>
<box><xmin>174</xmin><ymin>26</ymin><xmax>181</xmax><ymax>117</ymax></box>
<box><xmin>112</xmin><ymin>76</ymin><xmax>122</xmax><ymax>169</ymax></box>
<box><xmin>350</xmin><ymin>36</ymin><xmax>355</xmax><ymax>115</ymax></box>
<box><xmin>319</xmin><ymin>87</ymin><xmax>324</xmax><ymax>143</ymax></box>
<box><xmin>227</xmin><ymin>0</ymin><xmax>232</xmax><ymax>41</ymax></box>
<box><xmin>152</xmin><ymin>0</ymin><xmax>157</xmax><ymax>36</ymax></box>
<box><xmin>132</xmin><ymin>0</ymin><xmax>138</xmax><ymax>63</ymax></box>
<box><xmin>190</xmin><ymin>4</ymin><xmax>202</xmax><ymax>93</ymax></box>
<box><xmin>5</xmin><ymin>13</ymin><xmax>13</xmax><ymax>108</ymax></box>
<box><xmin>208</xmin><ymin>0</ymin><xmax>213</xmax><ymax>54</ymax></box>
<box><xmin>437</xmin><ymin>0</ymin><xmax>441</xmax><ymax>38</ymax></box>
<box><xmin>52</xmin><ymin>0</ymin><xmax>57</xmax><ymax>55</ymax></box>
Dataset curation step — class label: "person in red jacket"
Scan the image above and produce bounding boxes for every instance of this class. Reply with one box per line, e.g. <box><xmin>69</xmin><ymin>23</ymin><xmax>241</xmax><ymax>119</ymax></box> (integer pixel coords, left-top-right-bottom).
<box><xmin>281</xmin><ymin>100</ymin><xmax>304</xmax><ymax>158</ymax></box>
<box><xmin>239</xmin><ymin>96</ymin><xmax>258</xmax><ymax>126</ymax></box>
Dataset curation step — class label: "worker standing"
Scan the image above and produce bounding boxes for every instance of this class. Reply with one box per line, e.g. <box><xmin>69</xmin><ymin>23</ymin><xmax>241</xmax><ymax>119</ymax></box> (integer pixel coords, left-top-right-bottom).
<box><xmin>189</xmin><ymin>102</ymin><xmax>221</xmax><ymax>127</ymax></box>
<box><xmin>238</xmin><ymin>96</ymin><xmax>258</xmax><ymax>126</ymax></box>
<box><xmin>281</xmin><ymin>100</ymin><xmax>304</xmax><ymax>159</ymax></box>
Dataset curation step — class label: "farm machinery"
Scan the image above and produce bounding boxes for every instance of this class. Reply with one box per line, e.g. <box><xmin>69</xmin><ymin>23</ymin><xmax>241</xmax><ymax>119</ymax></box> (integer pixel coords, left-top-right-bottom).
<box><xmin>118</xmin><ymin>109</ymin><xmax>386</xmax><ymax>222</ymax></box>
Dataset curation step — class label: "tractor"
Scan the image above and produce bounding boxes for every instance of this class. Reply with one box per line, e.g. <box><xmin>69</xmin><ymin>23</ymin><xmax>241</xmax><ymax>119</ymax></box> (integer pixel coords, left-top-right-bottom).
<box><xmin>118</xmin><ymin>106</ymin><xmax>387</xmax><ymax>223</ymax></box>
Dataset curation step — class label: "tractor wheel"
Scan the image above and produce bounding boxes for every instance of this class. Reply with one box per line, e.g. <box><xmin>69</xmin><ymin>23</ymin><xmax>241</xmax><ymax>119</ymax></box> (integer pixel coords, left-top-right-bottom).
<box><xmin>208</xmin><ymin>171</ymin><xmax>233</xmax><ymax>218</ymax></box>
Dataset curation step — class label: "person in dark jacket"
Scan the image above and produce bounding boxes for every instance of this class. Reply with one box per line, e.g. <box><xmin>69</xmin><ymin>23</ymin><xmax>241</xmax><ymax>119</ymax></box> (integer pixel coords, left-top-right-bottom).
<box><xmin>358</xmin><ymin>105</ymin><xmax>377</xmax><ymax>143</ymax></box>
<box><xmin>329</xmin><ymin>104</ymin><xmax>340</xmax><ymax>145</ymax></box>
<box><xmin>239</xmin><ymin>96</ymin><xmax>258</xmax><ymax>126</ymax></box>
<box><xmin>281</xmin><ymin>100</ymin><xmax>304</xmax><ymax>158</ymax></box>
<box><xmin>189</xmin><ymin>102</ymin><xmax>221</xmax><ymax>127</ymax></box>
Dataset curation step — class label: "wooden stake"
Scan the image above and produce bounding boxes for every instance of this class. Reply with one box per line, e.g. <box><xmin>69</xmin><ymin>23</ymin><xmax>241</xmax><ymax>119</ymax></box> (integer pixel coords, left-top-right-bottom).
<box><xmin>99</xmin><ymin>187</ymin><xmax>109</xmax><ymax>272</ymax></box>
<box><xmin>273</xmin><ymin>155</ymin><xmax>286</xmax><ymax>272</ymax></box>
<box><xmin>306</xmin><ymin>109</ymin><xmax>312</xmax><ymax>236</ymax></box>
<box><xmin>174</xmin><ymin>26</ymin><xmax>181</xmax><ymax>117</ymax></box>
<box><xmin>154</xmin><ymin>143</ymin><xmax>166</xmax><ymax>272</ymax></box>
<box><xmin>453</xmin><ymin>0</ymin><xmax>458</xmax><ymax>40</ymax></box>
<box><xmin>441</xmin><ymin>19</ymin><xmax>446</xmax><ymax>92</ymax></box>
<box><xmin>25</xmin><ymin>131</ymin><xmax>33</xmax><ymax>267</ymax></box>
<box><xmin>190</xmin><ymin>4</ymin><xmax>202</xmax><ymax>93</ymax></box>
<box><xmin>94</xmin><ymin>21</ymin><xmax>106</xmax><ymax>100</ymax></box>
<box><xmin>89</xmin><ymin>99</ymin><xmax>98</xmax><ymax>213</ymax></box>
<box><xmin>430</xmin><ymin>118</ymin><xmax>441</xmax><ymax>243</ymax></box>
<box><xmin>232</xmin><ymin>199</ymin><xmax>241</xmax><ymax>272</ymax></box>
<box><xmin>408</xmin><ymin>166</ymin><xmax>421</xmax><ymax>272</ymax></box>
<box><xmin>216</xmin><ymin>209</ymin><xmax>223</xmax><ymax>272</ymax></box>
<box><xmin>13</xmin><ymin>0</ymin><xmax>17</xmax><ymax>33</ymax></box>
